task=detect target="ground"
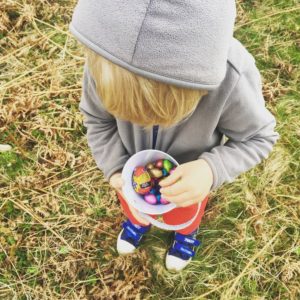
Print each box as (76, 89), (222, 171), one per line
(0, 0), (299, 299)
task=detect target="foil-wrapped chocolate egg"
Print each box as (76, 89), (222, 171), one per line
(149, 168), (163, 179)
(160, 197), (169, 204)
(149, 188), (156, 194)
(169, 167), (176, 175)
(162, 168), (168, 177)
(156, 194), (161, 204)
(144, 194), (157, 205)
(132, 166), (152, 195)
(150, 177), (157, 186)
(146, 162), (155, 170)
(155, 159), (164, 169)
(163, 159), (173, 172)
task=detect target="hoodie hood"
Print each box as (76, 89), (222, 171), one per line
(70, 0), (236, 90)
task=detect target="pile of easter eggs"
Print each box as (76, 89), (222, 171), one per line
(132, 159), (176, 205)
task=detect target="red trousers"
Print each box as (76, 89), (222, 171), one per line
(117, 192), (209, 235)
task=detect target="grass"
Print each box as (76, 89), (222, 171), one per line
(0, 0), (299, 299)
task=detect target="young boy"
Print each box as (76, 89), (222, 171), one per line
(69, 0), (279, 272)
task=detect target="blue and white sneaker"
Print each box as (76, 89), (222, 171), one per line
(165, 229), (201, 272)
(117, 219), (151, 255)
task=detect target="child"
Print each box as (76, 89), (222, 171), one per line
(69, 1), (279, 272)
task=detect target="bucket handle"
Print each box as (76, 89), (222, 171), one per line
(136, 201), (202, 231)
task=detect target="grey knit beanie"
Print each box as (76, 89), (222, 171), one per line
(70, 0), (236, 90)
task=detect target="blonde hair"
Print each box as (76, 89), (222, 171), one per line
(85, 47), (207, 131)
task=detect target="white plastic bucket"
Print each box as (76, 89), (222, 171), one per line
(121, 150), (201, 231)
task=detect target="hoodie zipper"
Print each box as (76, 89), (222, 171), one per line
(152, 125), (159, 149)
(150, 104), (198, 149)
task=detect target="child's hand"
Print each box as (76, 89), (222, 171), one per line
(109, 172), (150, 225)
(109, 172), (124, 194)
(159, 159), (213, 207)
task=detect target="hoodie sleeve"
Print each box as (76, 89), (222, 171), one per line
(199, 61), (279, 190)
(79, 62), (131, 182)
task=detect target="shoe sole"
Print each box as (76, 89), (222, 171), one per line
(116, 230), (137, 255)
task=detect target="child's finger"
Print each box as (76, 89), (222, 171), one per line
(161, 190), (192, 204)
(112, 176), (124, 190)
(117, 176), (125, 188)
(160, 179), (188, 196)
(178, 192), (208, 207)
(177, 198), (199, 207)
(159, 168), (182, 187)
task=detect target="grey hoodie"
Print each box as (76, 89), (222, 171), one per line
(70, 0), (279, 190)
